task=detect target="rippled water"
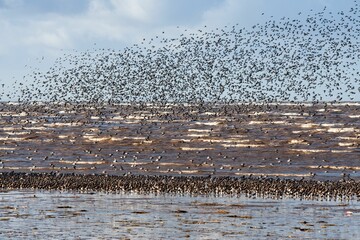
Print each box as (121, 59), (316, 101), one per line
(0, 102), (359, 180)
(0, 190), (359, 239)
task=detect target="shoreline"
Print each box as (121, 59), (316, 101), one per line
(1, 172), (359, 200)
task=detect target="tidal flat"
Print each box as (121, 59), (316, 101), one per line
(0, 102), (359, 181)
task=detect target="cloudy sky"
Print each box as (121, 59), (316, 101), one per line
(0, 0), (357, 98)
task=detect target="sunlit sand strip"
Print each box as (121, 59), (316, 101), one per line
(132, 141), (153, 146)
(170, 139), (192, 143)
(58, 110), (76, 114)
(124, 137), (146, 140)
(327, 128), (355, 133)
(292, 130), (305, 134)
(194, 122), (220, 126)
(180, 147), (214, 151)
(1, 166), (89, 171)
(157, 170), (188, 174)
(188, 134), (210, 137)
(188, 129), (212, 133)
(111, 116), (125, 120)
(0, 167), (38, 170)
(83, 135), (147, 142)
(269, 111), (308, 116)
(321, 123), (343, 127)
(338, 142), (356, 147)
(289, 139), (308, 145)
(117, 162), (148, 166)
(199, 138), (246, 143)
(292, 128), (327, 134)
(249, 121), (264, 125)
(0, 137), (26, 141)
(301, 123), (319, 128)
(58, 135), (69, 139)
(0, 112), (28, 116)
(23, 127), (47, 130)
(59, 160), (106, 165)
(221, 143), (264, 148)
(83, 135), (111, 142)
(43, 122), (82, 127)
(235, 172), (312, 177)
(90, 137), (112, 142)
(2, 127), (20, 131)
(290, 149), (328, 153)
(0, 147), (16, 150)
(123, 120), (142, 124)
(337, 137), (359, 140)
(272, 121), (289, 124)
(307, 165), (360, 170)
(178, 170), (200, 174)
(158, 111), (173, 114)
(291, 149), (353, 153)
(331, 150), (353, 153)
(125, 115), (148, 120)
(4, 131), (31, 135)
(201, 112), (217, 116)
(158, 162), (185, 166)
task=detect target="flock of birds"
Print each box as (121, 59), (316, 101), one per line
(0, 2), (359, 196)
(2, 0), (358, 104)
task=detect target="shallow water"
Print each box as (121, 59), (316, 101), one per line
(0, 190), (359, 239)
(0, 102), (359, 180)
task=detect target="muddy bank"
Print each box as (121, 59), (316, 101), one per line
(1, 172), (359, 200)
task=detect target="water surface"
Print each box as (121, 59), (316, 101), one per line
(0, 190), (359, 239)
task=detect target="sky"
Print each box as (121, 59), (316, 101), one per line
(0, 0), (358, 100)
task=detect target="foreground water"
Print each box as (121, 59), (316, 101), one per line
(0, 190), (359, 239)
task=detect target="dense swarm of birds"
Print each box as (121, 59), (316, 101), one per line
(2, 172), (360, 200)
(0, 2), (360, 196)
(5, 1), (360, 104)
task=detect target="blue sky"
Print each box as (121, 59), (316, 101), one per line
(0, 0), (358, 100)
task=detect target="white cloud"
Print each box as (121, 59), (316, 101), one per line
(110, 0), (162, 22)
(23, 20), (72, 49)
(200, 0), (265, 28)
(0, 0), (168, 55)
